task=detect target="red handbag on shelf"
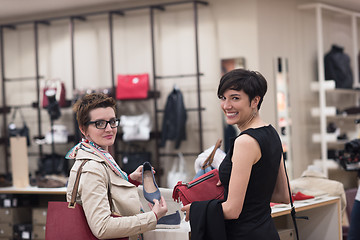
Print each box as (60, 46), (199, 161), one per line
(42, 79), (67, 108)
(116, 73), (149, 100)
(172, 169), (225, 206)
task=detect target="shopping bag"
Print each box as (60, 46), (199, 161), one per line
(167, 153), (188, 189)
(116, 73), (149, 100)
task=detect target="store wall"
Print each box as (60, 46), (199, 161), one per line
(256, 0), (304, 178)
(2, 0), (353, 183)
(0, 0), (264, 184)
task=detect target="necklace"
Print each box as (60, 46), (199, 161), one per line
(239, 110), (257, 131)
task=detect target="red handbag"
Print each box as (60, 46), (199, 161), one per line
(116, 73), (149, 100)
(172, 169), (225, 206)
(45, 160), (128, 240)
(42, 79), (66, 108)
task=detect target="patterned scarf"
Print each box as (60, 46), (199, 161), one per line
(65, 139), (128, 181)
(66, 139), (144, 240)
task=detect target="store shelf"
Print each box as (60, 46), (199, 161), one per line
(310, 80), (336, 91)
(311, 106), (337, 117)
(0, 186), (66, 195)
(312, 133), (338, 143)
(300, 2), (360, 176)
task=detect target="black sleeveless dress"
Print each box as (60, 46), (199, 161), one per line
(218, 125), (282, 239)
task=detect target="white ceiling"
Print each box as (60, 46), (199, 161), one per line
(1, 0), (360, 24)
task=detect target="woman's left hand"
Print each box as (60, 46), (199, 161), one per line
(181, 203), (191, 222)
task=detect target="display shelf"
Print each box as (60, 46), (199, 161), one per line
(0, 186), (66, 195)
(300, 2), (360, 176)
(310, 80), (336, 91)
(0, 1), (208, 186)
(312, 133), (338, 143)
(311, 106), (337, 117)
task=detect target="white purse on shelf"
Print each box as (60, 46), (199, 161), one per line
(120, 113), (151, 141)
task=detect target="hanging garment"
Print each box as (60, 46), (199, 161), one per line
(159, 88), (187, 149)
(324, 44), (353, 89)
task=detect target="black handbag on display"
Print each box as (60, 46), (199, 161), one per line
(120, 144), (152, 175)
(38, 153), (68, 176)
(8, 107), (31, 146)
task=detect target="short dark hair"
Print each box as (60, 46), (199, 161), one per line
(73, 93), (117, 130)
(217, 68), (267, 110)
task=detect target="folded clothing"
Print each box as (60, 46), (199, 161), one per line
(292, 191), (314, 201)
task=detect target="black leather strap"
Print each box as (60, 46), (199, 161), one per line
(283, 156), (309, 240)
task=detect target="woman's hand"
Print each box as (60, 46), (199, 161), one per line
(216, 179), (222, 186)
(149, 196), (168, 220)
(129, 165), (156, 183)
(129, 165), (143, 183)
(181, 204), (191, 222)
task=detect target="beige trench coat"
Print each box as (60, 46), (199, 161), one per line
(66, 149), (157, 240)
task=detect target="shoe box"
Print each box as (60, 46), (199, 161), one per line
(32, 208), (47, 226)
(0, 207), (31, 225)
(32, 208), (47, 240)
(32, 225), (45, 240)
(0, 223), (12, 239)
(278, 228), (295, 240)
(0, 207), (32, 239)
(13, 223), (32, 240)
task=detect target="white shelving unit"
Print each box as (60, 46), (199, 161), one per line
(274, 57), (293, 179)
(299, 3), (360, 176)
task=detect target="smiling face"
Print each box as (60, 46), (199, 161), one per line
(80, 107), (117, 151)
(220, 89), (258, 128)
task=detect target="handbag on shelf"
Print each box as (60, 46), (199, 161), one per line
(116, 73), (149, 100)
(121, 144), (152, 175)
(41, 79), (67, 108)
(8, 107), (31, 146)
(120, 113), (151, 141)
(45, 160), (128, 240)
(172, 168), (224, 206)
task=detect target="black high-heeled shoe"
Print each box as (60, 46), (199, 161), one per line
(142, 162), (161, 204)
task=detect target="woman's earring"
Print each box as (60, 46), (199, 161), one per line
(253, 109), (257, 117)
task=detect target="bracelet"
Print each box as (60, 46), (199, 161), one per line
(152, 211), (158, 221)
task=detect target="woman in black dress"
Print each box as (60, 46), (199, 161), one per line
(181, 69), (290, 240)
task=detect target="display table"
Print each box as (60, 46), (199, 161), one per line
(143, 221), (191, 240)
(272, 195), (341, 240)
(0, 187), (341, 240)
(145, 195), (341, 240)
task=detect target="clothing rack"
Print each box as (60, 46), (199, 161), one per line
(0, 1), (208, 183)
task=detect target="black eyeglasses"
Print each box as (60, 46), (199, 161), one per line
(86, 118), (120, 129)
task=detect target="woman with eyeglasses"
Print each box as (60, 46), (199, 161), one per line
(66, 93), (167, 240)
